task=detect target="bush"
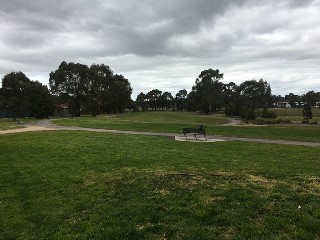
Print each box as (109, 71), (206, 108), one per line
(253, 117), (292, 125)
(267, 110), (278, 118)
(246, 108), (256, 120)
(240, 107), (256, 120)
(255, 117), (264, 125)
(275, 118), (292, 124)
(261, 108), (278, 118)
(225, 103), (235, 116)
(240, 107), (247, 120)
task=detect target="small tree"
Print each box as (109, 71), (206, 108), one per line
(240, 106), (247, 120)
(261, 108), (277, 119)
(302, 103), (313, 123)
(240, 107), (256, 121)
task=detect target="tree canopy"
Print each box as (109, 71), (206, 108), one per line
(188, 68), (224, 114)
(49, 61), (132, 116)
(175, 89), (188, 111)
(0, 72), (52, 119)
(1, 66), (319, 121)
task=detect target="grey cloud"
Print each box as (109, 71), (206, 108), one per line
(0, 0), (252, 57)
(1, 0), (320, 96)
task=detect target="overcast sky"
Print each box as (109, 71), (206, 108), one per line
(1, 0), (320, 98)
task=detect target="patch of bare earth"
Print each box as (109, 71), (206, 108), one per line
(0, 126), (57, 135)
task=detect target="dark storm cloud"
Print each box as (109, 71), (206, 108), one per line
(1, 0), (320, 96)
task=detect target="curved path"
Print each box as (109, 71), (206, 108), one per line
(1, 119), (320, 147)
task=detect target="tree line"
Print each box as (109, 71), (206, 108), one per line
(136, 89), (188, 112)
(1, 65), (319, 120)
(0, 61), (133, 119)
(136, 68), (320, 121)
(136, 68), (273, 115)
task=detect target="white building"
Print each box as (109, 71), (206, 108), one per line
(274, 102), (291, 108)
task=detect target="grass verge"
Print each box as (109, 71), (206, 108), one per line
(1, 131), (320, 239)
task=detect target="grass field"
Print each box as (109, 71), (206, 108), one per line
(272, 108), (320, 117)
(0, 118), (35, 130)
(272, 108), (320, 122)
(54, 111), (228, 133)
(1, 131), (320, 239)
(54, 112), (320, 142)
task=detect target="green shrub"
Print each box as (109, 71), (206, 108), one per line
(255, 117), (264, 125)
(261, 108), (278, 118)
(225, 103), (235, 116)
(240, 107), (256, 120)
(253, 117), (292, 125)
(267, 110), (278, 118)
(246, 108), (256, 120)
(240, 106), (247, 120)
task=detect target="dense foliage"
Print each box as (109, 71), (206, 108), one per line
(136, 69), (274, 118)
(136, 68), (319, 122)
(0, 62), (132, 119)
(136, 89), (185, 112)
(0, 72), (52, 119)
(1, 66), (320, 119)
(49, 61), (133, 116)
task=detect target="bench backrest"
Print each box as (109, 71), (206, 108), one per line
(182, 125), (206, 134)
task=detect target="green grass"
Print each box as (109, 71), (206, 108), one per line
(277, 116), (320, 122)
(272, 108), (320, 122)
(272, 108), (320, 117)
(0, 118), (35, 130)
(208, 125), (320, 142)
(0, 131), (320, 239)
(54, 112), (320, 142)
(54, 111), (228, 133)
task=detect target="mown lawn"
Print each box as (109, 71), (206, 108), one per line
(0, 118), (35, 130)
(208, 125), (320, 142)
(54, 111), (227, 133)
(54, 112), (320, 142)
(272, 108), (320, 117)
(1, 131), (320, 239)
(272, 108), (320, 122)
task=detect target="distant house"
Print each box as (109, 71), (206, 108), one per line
(273, 102), (291, 108)
(273, 101), (319, 108)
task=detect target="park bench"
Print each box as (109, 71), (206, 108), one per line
(182, 125), (207, 140)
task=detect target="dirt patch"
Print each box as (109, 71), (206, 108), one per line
(0, 126), (57, 135)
